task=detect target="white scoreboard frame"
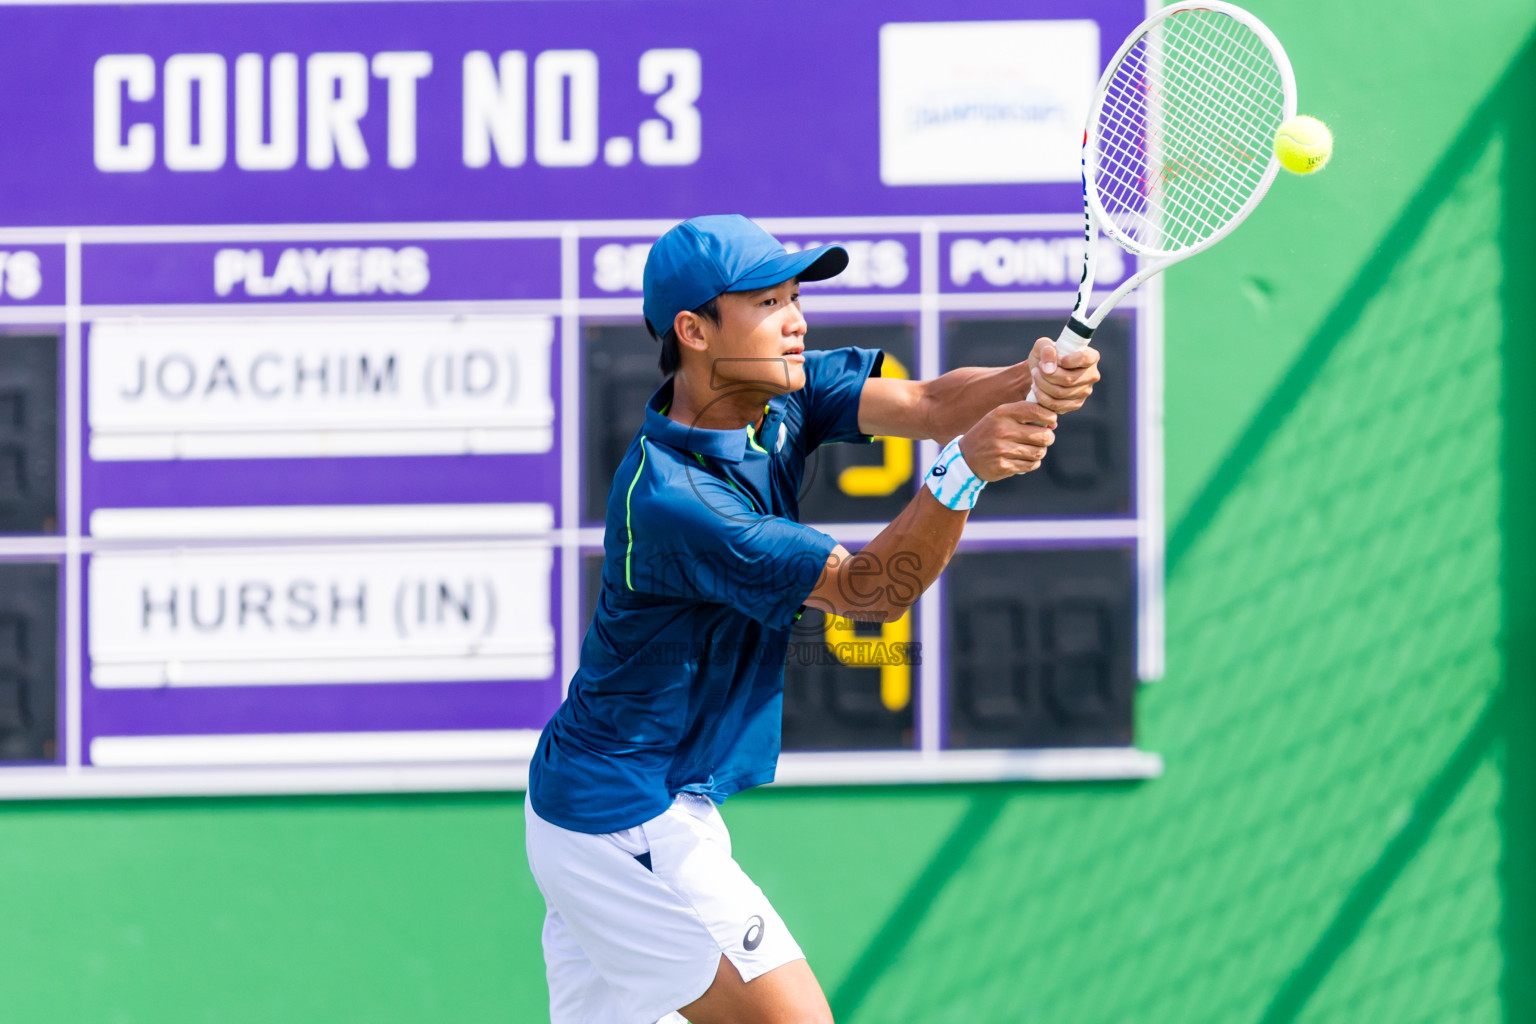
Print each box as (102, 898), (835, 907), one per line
(0, 213), (1164, 799)
(0, 0), (1168, 797)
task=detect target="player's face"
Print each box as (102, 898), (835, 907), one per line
(708, 279), (807, 393)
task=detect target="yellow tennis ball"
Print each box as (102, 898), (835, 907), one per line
(1274, 115), (1333, 175)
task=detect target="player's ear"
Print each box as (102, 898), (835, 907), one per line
(673, 310), (711, 353)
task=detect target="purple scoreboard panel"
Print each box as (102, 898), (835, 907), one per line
(0, 0), (1163, 798)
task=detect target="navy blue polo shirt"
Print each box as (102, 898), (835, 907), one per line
(529, 346), (883, 834)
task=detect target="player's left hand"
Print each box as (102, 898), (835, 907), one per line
(1026, 337), (1101, 414)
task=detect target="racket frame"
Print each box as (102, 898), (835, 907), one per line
(1054, 0), (1297, 356)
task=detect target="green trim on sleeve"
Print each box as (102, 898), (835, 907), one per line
(625, 437), (650, 590)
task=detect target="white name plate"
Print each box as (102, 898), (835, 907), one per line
(88, 314), (555, 459)
(89, 502), (554, 540)
(89, 541), (555, 687)
(90, 730), (543, 768)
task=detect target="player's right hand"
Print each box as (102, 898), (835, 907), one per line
(956, 401), (1056, 482)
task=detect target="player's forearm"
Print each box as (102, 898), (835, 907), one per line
(919, 363), (1032, 443)
(807, 488), (965, 623)
(812, 394), (1057, 622)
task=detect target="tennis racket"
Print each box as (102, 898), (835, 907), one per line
(1029, 0), (1297, 397)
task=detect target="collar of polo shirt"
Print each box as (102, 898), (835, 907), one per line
(643, 379), (780, 464)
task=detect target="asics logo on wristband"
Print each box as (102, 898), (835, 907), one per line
(924, 438), (984, 511)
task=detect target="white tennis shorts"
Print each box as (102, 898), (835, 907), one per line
(524, 792), (804, 1024)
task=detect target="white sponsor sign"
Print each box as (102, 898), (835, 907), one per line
(88, 314), (555, 459)
(89, 541), (555, 687)
(879, 20), (1099, 186)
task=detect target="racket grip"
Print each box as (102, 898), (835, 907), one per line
(1025, 320), (1094, 403)
(1054, 318), (1094, 357)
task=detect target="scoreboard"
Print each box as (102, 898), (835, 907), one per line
(0, 0), (1162, 798)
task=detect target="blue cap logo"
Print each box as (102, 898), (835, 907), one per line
(642, 214), (848, 337)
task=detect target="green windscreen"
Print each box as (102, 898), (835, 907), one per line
(842, 99), (1510, 1024)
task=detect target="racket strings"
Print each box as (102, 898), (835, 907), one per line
(1120, 49), (1258, 227)
(1169, 16), (1285, 160)
(1101, 74), (1245, 246)
(1093, 9), (1287, 254)
(1102, 20), (1281, 246)
(1137, 18), (1283, 208)
(1106, 39), (1272, 241)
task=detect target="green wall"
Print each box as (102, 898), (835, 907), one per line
(3, 3), (1533, 1021)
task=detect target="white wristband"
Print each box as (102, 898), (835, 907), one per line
(924, 438), (985, 511)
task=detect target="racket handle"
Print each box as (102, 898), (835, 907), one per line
(1055, 318), (1094, 357)
(1025, 319), (1094, 403)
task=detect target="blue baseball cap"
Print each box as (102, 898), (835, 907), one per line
(642, 215), (848, 337)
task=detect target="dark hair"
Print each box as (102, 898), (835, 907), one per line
(647, 296), (721, 376)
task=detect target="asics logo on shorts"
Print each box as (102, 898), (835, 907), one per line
(743, 915), (765, 951)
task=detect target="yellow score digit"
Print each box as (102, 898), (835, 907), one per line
(837, 354), (912, 498)
(823, 611), (912, 712)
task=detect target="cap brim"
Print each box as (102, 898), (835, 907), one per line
(728, 244), (848, 292)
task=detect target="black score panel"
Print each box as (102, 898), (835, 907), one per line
(796, 323), (917, 525)
(944, 317), (1132, 518)
(584, 321), (921, 525)
(0, 562), (58, 761)
(781, 606), (916, 752)
(945, 547), (1135, 749)
(0, 335), (59, 534)
(584, 323), (667, 523)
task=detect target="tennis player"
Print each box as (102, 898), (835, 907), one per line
(526, 214), (1101, 1024)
